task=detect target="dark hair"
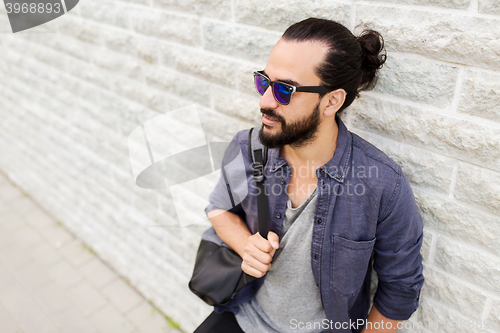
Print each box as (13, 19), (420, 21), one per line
(282, 18), (386, 113)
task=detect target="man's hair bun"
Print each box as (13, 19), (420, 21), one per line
(357, 29), (387, 91)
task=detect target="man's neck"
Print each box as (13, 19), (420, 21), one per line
(279, 120), (339, 177)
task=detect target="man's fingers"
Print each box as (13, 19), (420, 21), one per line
(267, 231), (280, 249)
(243, 249), (272, 267)
(251, 232), (274, 253)
(241, 260), (270, 278)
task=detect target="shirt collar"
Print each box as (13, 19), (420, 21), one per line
(266, 115), (352, 183)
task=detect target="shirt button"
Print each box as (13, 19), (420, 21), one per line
(276, 213), (281, 219)
(280, 179), (285, 185)
(335, 173), (341, 179)
(317, 218), (322, 224)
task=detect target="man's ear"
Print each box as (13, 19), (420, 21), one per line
(323, 89), (347, 117)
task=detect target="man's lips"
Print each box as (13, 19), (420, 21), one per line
(262, 114), (281, 125)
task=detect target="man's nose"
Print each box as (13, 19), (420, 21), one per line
(259, 86), (279, 110)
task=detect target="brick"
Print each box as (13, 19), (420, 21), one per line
(350, 96), (500, 172)
(353, 131), (455, 194)
(454, 163), (500, 215)
(132, 9), (201, 46)
(415, 189), (500, 257)
(420, 229), (432, 262)
(160, 43), (238, 86)
(420, 298), (475, 333)
(236, 60), (266, 94)
(154, 0), (232, 20)
(479, 0), (500, 15)
(80, 0), (130, 29)
(100, 28), (159, 65)
(356, 5), (500, 70)
(65, 58), (114, 90)
(375, 54), (459, 107)
(422, 267), (487, 318)
(211, 86), (261, 122)
(458, 68), (500, 123)
(434, 237), (500, 294)
(199, 107), (255, 142)
(201, 21), (281, 63)
(362, 0), (470, 9)
(144, 67), (212, 107)
(58, 15), (102, 45)
(487, 299), (500, 332)
(234, 0), (351, 32)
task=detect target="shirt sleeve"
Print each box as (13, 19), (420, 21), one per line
(372, 171), (425, 320)
(204, 132), (246, 217)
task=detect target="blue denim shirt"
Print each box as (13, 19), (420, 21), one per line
(204, 115), (424, 333)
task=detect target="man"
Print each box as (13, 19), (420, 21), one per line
(194, 18), (424, 333)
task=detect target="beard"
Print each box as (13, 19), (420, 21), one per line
(258, 101), (321, 149)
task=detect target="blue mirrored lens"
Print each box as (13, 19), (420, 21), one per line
(273, 83), (291, 104)
(255, 74), (268, 95)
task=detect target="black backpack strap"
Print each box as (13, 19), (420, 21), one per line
(247, 127), (269, 240)
(235, 127), (270, 289)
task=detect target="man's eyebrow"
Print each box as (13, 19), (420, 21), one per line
(262, 70), (300, 86)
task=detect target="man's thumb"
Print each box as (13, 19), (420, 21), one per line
(268, 231), (279, 249)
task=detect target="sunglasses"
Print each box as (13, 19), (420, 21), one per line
(253, 70), (331, 105)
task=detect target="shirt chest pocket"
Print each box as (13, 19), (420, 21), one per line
(330, 235), (376, 296)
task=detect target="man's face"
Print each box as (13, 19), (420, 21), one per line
(258, 39), (329, 149)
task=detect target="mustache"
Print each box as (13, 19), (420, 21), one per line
(260, 108), (284, 123)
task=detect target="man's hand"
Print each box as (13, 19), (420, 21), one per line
(241, 231), (279, 278)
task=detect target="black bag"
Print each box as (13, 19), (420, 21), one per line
(188, 127), (270, 306)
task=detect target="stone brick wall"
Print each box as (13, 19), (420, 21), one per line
(0, 1), (498, 332)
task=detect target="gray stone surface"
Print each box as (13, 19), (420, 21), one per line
(415, 189), (500, 257)
(454, 163), (500, 215)
(421, 267), (487, 318)
(356, 5), (500, 70)
(201, 21), (281, 63)
(362, 0), (470, 9)
(375, 54), (459, 107)
(353, 130), (455, 194)
(479, 0), (500, 14)
(350, 96), (500, 172)
(154, 0), (232, 20)
(459, 68), (500, 123)
(434, 237), (500, 294)
(234, 0), (351, 32)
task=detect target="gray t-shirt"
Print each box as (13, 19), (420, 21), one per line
(235, 187), (329, 333)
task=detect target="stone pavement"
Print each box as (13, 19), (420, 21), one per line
(0, 172), (184, 333)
